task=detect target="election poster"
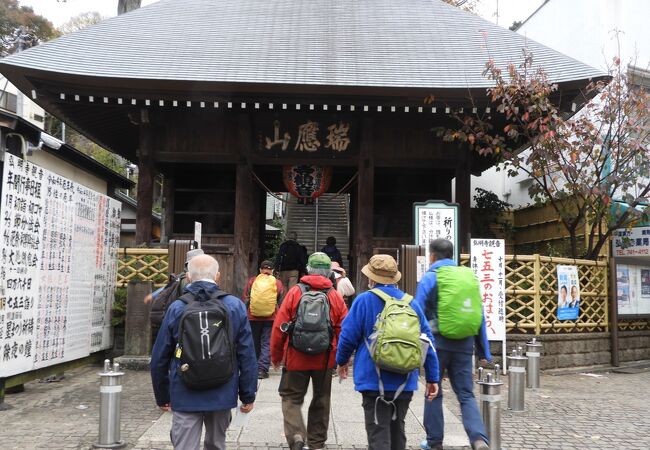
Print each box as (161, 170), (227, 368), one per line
(557, 265), (580, 320)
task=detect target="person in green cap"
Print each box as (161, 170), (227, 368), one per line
(271, 252), (348, 450)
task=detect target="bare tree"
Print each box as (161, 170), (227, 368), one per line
(118, 0), (142, 15)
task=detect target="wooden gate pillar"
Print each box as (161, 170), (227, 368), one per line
(455, 147), (471, 253)
(354, 118), (374, 290)
(135, 111), (154, 246)
(233, 114), (260, 295)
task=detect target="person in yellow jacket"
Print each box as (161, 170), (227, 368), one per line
(242, 260), (286, 378)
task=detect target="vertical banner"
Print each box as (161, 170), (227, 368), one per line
(0, 154), (121, 377)
(557, 265), (580, 320)
(194, 221), (202, 248)
(414, 201), (459, 273)
(470, 239), (506, 341)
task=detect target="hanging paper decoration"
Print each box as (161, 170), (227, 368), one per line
(283, 165), (332, 204)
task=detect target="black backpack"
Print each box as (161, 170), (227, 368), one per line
(288, 284), (333, 355)
(175, 290), (235, 390)
(150, 273), (185, 327)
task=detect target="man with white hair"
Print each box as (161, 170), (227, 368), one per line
(151, 254), (258, 450)
(271, 252), (347, 450)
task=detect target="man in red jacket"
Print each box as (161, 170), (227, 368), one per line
(271, 252), (347, 450)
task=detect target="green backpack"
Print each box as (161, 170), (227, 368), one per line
(366, 289), (422, 375)
(435, 266), (483, 339)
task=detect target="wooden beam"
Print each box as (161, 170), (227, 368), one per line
(161, 174), (174, 244)
(455, 147), (471, 253)
(354, 118), (374, 291)
(233, 114), (260, 295)
(135, 115), (154, 245)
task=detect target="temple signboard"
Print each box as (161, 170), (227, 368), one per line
(256, 115), (357, 157)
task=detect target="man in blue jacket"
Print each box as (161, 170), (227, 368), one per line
(336, 254), (440, 450)
(414, 239), (491, 450)
(151, 254), (258, 450)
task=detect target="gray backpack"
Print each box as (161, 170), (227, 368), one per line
(289, 283), (333, 355)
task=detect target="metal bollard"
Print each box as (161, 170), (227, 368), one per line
(526, 338), (543, 389)
(507, 347), (527, 411)
(94, 359), (126, 448)
(477, 364), (503, 450)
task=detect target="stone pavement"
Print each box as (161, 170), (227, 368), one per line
(1, 362), (649, 449)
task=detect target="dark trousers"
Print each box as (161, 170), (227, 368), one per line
(249, 320), (272, 372)
(278, 369), (333, 449)
(362, 393), (411, 450)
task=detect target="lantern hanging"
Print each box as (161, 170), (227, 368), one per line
(283, 165), (332, 204)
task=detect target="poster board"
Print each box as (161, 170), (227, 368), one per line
(470, 239), (506, 341)
(613, 227), (650, 257)
(0, 154), (121, 377)
(556, 265), (580, 320)
(413, 200), (459, 272)
(616, 264), (650, 316)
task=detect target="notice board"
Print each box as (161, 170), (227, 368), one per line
(0, 154), (121, 377)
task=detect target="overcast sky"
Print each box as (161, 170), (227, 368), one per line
(21, 0), (544, 29)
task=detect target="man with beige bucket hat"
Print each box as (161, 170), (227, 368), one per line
(336, 254), (440, 450)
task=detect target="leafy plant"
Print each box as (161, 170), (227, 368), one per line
(441, 48), (650, 259)
(471, 188), (513, 239)
(111, 287), (128, 327)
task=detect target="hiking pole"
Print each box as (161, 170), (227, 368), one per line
(94, 360), (126, 448)
(526, 338), (543, 389)
(507, 347), (527, 412)
(477, 364), (503, 450)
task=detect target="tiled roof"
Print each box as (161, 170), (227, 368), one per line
(0, 0), (604, 90)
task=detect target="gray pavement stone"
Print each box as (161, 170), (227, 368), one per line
(2, 363), (650, 449)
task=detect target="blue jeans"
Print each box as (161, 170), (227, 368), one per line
(423, 350), (488, 446)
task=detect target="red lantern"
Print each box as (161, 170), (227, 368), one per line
(283, 165), (332, 204)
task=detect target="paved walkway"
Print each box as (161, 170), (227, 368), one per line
(1, 362), (649, 449)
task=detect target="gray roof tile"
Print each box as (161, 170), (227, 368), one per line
(0, 0), (604, 89)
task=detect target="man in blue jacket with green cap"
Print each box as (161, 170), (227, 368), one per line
(414, 239), (491, 450)
(336, 254), (440, 450)
(151, 254), (258, 450)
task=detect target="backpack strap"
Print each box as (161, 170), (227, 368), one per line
(178, 289), (229, 305)
(369, 288), (413, 305)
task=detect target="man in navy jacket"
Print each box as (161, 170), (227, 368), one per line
(151, 254), (257, 450)
(336, 254), (439, 450)
(414, 239), (491, 450)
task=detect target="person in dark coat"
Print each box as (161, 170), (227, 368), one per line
(151, 254), (258, 450)
(321, 236), (343, 266)
(275, 232), (308, 291)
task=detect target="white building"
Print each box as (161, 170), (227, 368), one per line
(0, 75), (45, 128)
(472, 0), (650, 208)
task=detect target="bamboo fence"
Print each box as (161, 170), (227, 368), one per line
(117, 248), (649, 333)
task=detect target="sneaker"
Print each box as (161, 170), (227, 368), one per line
(472, 440), (489, 450)
(258, 370), (269, 379)
(420, 440), (443, 450)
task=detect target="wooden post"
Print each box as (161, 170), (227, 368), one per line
(533, 253), (542, 335)
(354, 118), (374, 291)
(455, 148), (471, 253)
(609, 256), (620, 366)
(135, 112), (154, 246)
(233, 114), (260, 295)
(160, 175), (175, 244)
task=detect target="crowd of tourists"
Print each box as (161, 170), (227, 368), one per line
(149, 236), (491, 450)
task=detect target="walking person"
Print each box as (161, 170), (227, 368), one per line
(414, 239), (492, 450)
(336, 254), (440, 450)
(242, 259), (285, 379)
(330, 261), (356, 308)
(275, 231), (308, 291)
(151, 254), (258, 450)
(271, 252), (348, 450)
(320, 236), (343, 266)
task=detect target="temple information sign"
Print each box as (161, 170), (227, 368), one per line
(0, 154), (121, 377)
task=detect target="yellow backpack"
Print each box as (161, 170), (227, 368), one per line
(249, 274), (278, 317)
